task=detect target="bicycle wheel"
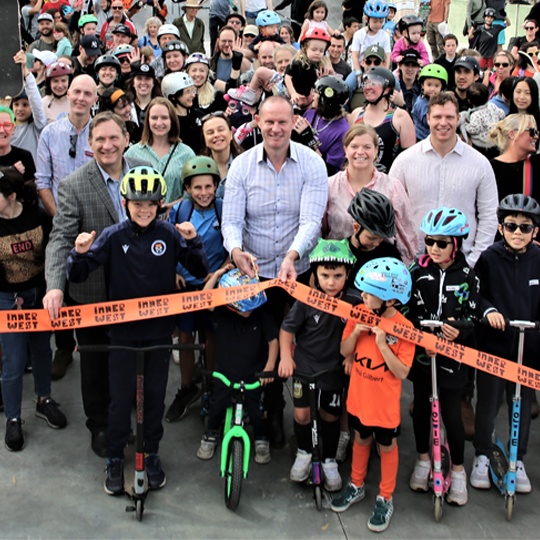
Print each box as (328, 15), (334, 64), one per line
(224, 438), (244, 511)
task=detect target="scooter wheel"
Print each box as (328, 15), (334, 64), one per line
(434, 496), (442, 522)
(314, 485), (323, 511)
(136, 499), (144, 522)
(506, 495), (514, 522)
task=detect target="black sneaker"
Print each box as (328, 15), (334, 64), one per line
(145, 453), (166, 490)
(165, 384), (201, 422)
(5, 418), (24, 452)
(36, 397), (67, 429)
(104, 458), (125, 495)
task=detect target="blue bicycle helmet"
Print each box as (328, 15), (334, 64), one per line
(256, 10), (281, 27)
(218, 269), (267, 312)
(420, 207), (470, 238)
(364, 0), (390, 19)
(387, 2), (397, 10)
(354, 258), (411, 304)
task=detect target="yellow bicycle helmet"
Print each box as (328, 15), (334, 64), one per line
(120, 167), (167, 201)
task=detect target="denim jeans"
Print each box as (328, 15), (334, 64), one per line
(0, 286), (52, 419)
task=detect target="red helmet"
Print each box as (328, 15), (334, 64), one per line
(45, 62), (73, 81)
(300, 27), (331, 49)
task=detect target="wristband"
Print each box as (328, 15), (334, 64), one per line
(232, 51), (243, 71)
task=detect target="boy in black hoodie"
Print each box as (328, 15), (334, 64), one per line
(407, 207), (480, 507)
(471, 194), (540, 494)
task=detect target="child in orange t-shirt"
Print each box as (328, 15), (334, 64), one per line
(331, 257), (415, 534)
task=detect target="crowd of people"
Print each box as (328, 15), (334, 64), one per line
(2, 0), (540, 533)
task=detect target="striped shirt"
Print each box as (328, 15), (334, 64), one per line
(389, 136), (499, 267)
(35, 115), (93, 201)
(222, 142), (328, 278)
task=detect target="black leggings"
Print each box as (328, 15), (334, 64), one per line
(412, 374), (465, 466)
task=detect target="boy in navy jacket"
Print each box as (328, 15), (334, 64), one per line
(471, 194), (540, 494)
(67, 167), (209, 496)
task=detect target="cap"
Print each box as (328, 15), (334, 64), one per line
(453, 55), (480, 73)
(37, 13), (54, 23)
(399, 48), (421, 66)
(112, 24), (137, 38)
(80, 35), (102, 56)
(32, 50), (58, 67)
(130, 61), (156, 78)
(243, 24), (259, 36)
(364, 44), (385, 62)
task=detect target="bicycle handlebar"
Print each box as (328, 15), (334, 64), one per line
(197, 369), (275, 390)
(77, 343), (205, 353)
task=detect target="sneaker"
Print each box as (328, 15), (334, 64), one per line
(51, 349), (73, 381)
(104, 458), (124, 495)
(290, 449), (312, 482)
(145, 453), (166, 490)
(336, 431), (350, 463)
(516, 460), (532, 493)
(367, 496), (394, 532)
(171, 336), (180, 365)
(447, 469), (468, 505)
(409, 459), (431, 492)
(5, 418), (24, 452)
(197, 433), (218, 460)
(166, 384), (201, 422)
(322, 458), (342, 492)
(35, 397), (67, 429)
(331, 481), (365, 512)
(470, 455), (491, 489)
(227, 86), (258, 106)
(254, 439), (271, 464)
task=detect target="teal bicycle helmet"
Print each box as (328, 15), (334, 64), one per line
(256, 10), (281, 27)
(218, 269), (267, 312)
(420, 207), (470, 238)
(355, 257), (411, 305)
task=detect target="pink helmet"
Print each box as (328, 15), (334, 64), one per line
(45, 61), (73, 81)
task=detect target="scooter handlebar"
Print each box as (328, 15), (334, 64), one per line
(77, 343), (205, 353)
(478, 317), (540, 330)
(419, 319), (475, 330)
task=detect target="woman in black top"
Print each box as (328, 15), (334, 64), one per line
(0, 168), (66, 453)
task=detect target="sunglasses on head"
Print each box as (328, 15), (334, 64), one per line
(424, 237), (453, 249)
(501, 222), (536, 233)
(364, 58), (382, 66)
(494, 62), (510, 68)
(69, 133), (78, 159)
(201, 110), (226, 123)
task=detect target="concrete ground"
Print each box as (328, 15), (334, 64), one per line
(1, 354), (539, 539)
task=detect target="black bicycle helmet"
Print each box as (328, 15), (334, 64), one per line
(362, 66), (396, 92)
(315, 75), (349, 109)
(347, 188), (397, 239)
(94, 54), (121, 72)
(497, 194), (540, 225)
(162, 39), (190, 57)
(484, 7), (496, 18)
(398, 15), (423, 34)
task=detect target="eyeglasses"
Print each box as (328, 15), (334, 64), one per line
(494, 62), (510, 68)
(201, 111), (226, 123)
(525, 26), (537, 30)
(528, 127), (540, 138)
(112, 5), (124, 9)
(501, 222), (536, 234)
(69, 134), (78, 158)
(364, 58), (382, 66)
(0, 122), (15, 133)
(228, 19), (242, 25)
(424, 237), (453, 249)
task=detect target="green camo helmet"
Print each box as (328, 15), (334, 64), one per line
(120, 167), (167, 201)
(309, 239), (357, 268)
(181, 156), (220, 186)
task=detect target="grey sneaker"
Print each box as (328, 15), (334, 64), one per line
(197, 433), (218, 460)
(446, 469), (468, 505)
(409, 459), (431, 492)
(290, 449), (312, 482)
(470, 455), (491, 489)
(367, 496), (394, 532)
(516, 460), (532, 493)
(227, 86), (258, 105)
(254, 439), (271, 464)
(322, 458), (342, 492)
(331, 481), (365, 512)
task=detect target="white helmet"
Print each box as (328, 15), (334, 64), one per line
(161, 72), (195, 99)
(157, 24), (180, 40)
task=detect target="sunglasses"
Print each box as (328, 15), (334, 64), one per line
(528, 127), (540, 138)
(527, 50), (539, 57)
(202, 111), (226, 123)
(118, 57), (130, 63)
(112, 5), (124, 9)
(424, 237), (453, 249)
(0, 122), (15, 133)
(525, 26), (537, 30)
(501, 222), (536, 233)
(69, 133), (78, 159)
(364, 58), (382, 66)
(494, 62), (510, 68)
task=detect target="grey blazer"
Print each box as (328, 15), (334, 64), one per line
(45, 157), (149, 304)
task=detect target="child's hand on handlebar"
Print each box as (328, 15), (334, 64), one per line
(487, 311), (506, 331)
(278, 356), (295, 378)
(441, 317), (460, 341)
(75, 231), (96, 254)
(259, 361), (275, 385)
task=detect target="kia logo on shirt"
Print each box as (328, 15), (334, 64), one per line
(354, 355), (389, 372)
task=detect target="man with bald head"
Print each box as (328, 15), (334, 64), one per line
(257, 40), (276, 70)
(43, 111), (150, 457)
(222, 96), (328, 446)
